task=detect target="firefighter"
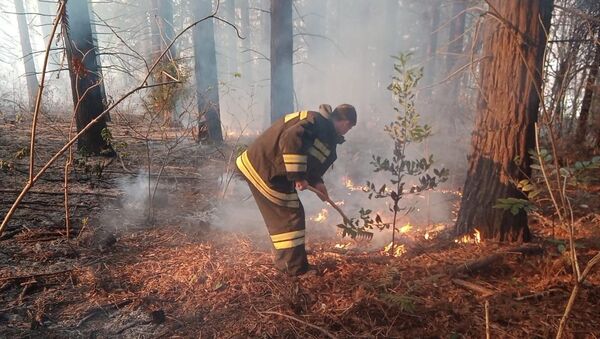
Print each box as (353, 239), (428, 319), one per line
(236, 104), (357, 276)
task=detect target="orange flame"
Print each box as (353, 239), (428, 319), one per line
(343, 177), (368, 191)
(334, 243), (352, 249)
(311, 208), (328, 222)
(399, 223), (412, 234)
(384, 242), (406, 257)
(455, 229), (482, 244)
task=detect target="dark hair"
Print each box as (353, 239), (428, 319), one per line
(331, 104), (357, 125)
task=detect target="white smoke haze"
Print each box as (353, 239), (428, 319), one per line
(1, 0), (472, 248)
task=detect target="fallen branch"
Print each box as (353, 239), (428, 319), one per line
(514, 288), (564, 301)
(452, 278), (495, 297)
(451, 244), (543, 275)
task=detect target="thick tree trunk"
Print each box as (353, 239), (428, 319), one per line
(15, 0), (39, 111)
(270, 0), (293, 122)
(455, 0), (553, 241)
(192, 0), (223, 142)
(574, 38), (600, 145)
(65, 0), (112, 156)
(88, 1), (110, 122)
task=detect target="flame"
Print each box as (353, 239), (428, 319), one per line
(399, 223), (412, 234)
(311, 208), (328, 222)
(343, 177), (368, 191)
(454, 229), (482, 244)
(424, 232), (431, 240)
(384, 242), (406, 257)
(334, 243), (351, 249)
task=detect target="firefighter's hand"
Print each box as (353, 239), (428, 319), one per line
(295, 179), (309, 191)
(314, 182), (329, 201)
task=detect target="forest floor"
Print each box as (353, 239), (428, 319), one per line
(1, 115), (599, 338)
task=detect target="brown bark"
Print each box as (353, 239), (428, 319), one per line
(64, 0), (112, 156)
(455, 0), (553, 241)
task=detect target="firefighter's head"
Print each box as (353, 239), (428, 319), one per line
(331, 104), (357, 136)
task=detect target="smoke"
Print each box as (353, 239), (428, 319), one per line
(2, 0), (472, 246)
(99, 171), (170, 231)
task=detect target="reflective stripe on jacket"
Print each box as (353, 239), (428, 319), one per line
(236, 110), (341, 208)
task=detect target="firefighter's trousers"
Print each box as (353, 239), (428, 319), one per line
(246, 182), (309, 275)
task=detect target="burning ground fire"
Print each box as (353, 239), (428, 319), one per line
(384, 242), (407, 257)
(454, 229), (481, 244)
(310, 208), (329, 222)
(341, 176), (462, 197)
(308, 176), (469, 257)
(343, 177), (368, 192)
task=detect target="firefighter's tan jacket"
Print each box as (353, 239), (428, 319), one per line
(236, 109), (343, 208)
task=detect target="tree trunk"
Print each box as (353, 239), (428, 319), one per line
(222, 0), (238, 77)
(442, 0), (467, 134)
(574, 37), (600, 145)
(446, 0), (466, 77)
(455, 0), (553, 242)
(37, 0), (58, 72)
(549, 39), (580, 138)
(88, 1), (110, 122)
(423, 1), (440, 97)
(65, 0), (112, 156)
(192, 0), (223, 142)
(237, 0), (252, 83)
(305, 0), (326, 66)
(149, 0), (162, 62)
(152, 0), (176, 59)
(270, 0), (293, 122)
(150, 0), (178, 125)
(15, 0), (39, 111)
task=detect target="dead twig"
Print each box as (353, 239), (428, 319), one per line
(514, 288), (564, 301)
(485, 300), (491, 339)
(556, 251), (600, 338)
(257, 310), (338, 339)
